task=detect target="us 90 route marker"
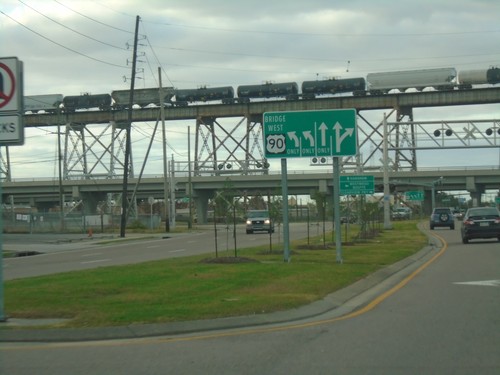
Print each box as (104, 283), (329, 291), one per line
(263, 109), (357, 158)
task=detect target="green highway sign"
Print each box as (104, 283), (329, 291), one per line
(340, 175), (374, 195)
(263, 109), (357, 158)
(406, 190), (424, 201)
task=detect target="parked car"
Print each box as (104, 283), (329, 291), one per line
(245, 210), (274, 234)
(461, 207), (500, 244)
(430, 207), (455, 230)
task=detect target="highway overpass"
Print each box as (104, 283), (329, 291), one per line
(3, 167), (499, 223)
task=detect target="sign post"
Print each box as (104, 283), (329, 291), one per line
(263, 109), (357, 263)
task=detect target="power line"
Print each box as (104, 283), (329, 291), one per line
(53, 0), (134, 34)
(143, 21), (500, 38)
(86, 1), (500, 38)
(140, 21), (175, 88)
(19, 0), (128, 51)
(151, 44), (500, 65)
(1, 10), (128, 69)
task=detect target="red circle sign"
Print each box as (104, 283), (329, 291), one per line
(0, 62), (16, 109)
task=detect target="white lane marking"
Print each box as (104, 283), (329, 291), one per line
(169, 249), (186, 253)
(453, 280), (500, 287)
(81, 259), (111, 264)
(81, 253), (103, 257)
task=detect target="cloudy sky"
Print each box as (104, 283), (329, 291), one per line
(1, 0), (500, 181)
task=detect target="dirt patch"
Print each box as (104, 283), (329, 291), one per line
(296, 242), (355, 250)
(15, 251), (43, 257)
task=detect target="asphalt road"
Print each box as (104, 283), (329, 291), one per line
(1, 223), (499, 374)
(2, 222), (332, 280)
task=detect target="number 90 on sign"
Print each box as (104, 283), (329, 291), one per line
(266, 134), (286, 154)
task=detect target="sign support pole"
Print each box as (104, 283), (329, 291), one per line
(281, 158), (290, 262)
(0, 180), (5, 321)
(333, 157), (343, 263)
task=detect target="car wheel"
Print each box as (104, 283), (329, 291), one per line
(439, 214), (449, 222)
(450, 224), (455, 230)
(246, 230), (252, 234)
(430, 224), (434, 230)
(462, 236), (469, 244)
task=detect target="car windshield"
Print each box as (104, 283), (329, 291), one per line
(467, 208), (499, 219)
(247, 210), (269, 218)
(434, 209), (450, 214)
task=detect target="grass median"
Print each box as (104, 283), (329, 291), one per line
(4, 221), (427, 328)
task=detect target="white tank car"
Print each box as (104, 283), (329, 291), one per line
(111, 87), (176, 109)
(24, 94), (63, 113)
(367, 67), (457, 93)
(458, 69), (492, 89)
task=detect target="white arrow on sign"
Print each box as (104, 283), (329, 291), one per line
(303, 130), (314, 147)
(318, 122), (328, 146)
(287, 131), (300, 147)
(453, 280), (500, 287)
(333, 121), (354, 153)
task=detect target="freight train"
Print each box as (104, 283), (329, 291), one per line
(23, 67), (500, 113)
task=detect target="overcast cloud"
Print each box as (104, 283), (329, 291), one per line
(1, 0), (499, 180)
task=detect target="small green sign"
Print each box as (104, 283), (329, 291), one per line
(263, 109), (357, 159)
(340, 175), (374, 195)
(406, 190), (424, 201)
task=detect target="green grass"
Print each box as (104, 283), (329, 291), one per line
(4, 221), (426, 328)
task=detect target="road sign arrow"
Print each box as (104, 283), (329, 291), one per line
(287, 131), (300, 147)
(333, 122), (354, 153)
(303, 130), (314, 147)
(318, 122), (328, 146)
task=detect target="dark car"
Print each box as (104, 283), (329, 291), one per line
(430, 207), (455, 230)
(461, 207), (500, 244)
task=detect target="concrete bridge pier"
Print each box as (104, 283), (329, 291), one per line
(80, 191), (108, 215)
(194, 189), (214, 224)
(468, 190), (484, 207)
(466, 176), (485, 207)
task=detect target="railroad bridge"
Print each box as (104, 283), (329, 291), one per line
(2, 87), (499, 223)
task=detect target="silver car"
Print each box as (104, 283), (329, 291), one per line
(245, 210), (274, 234)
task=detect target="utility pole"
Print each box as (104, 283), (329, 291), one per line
(158, 67), (170, 232)
(120, 15), (140, 238)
